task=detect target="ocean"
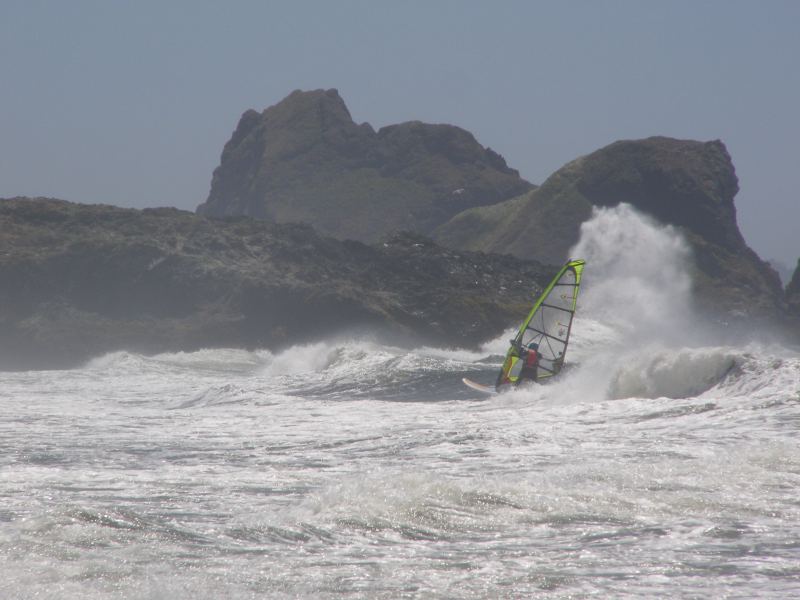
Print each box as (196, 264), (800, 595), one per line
(1, 205), (798, 598)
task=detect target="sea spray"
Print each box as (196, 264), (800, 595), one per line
(515, 203), (709, 402)
(570, 203), (693, 344)
(260, 341), (344, 377)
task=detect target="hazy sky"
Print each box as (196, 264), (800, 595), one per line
(1, 1), (798, 264)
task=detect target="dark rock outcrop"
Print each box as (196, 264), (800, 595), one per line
(787, 259), (800, 316)
(434, 137), (786, 325)
(196, 89), (532, 241)
(0, 197), (551, 370)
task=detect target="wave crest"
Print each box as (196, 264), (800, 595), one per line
(608, 347), (737, 399)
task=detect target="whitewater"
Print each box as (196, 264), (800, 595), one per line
(1, 206), (798, 599)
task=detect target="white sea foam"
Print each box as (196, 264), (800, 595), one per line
(259, 341), (341, 376)
(2, 332), (799, 599)
(607, 346), (738, 399)
(570, 203), (695, 345)
(3, 205), (799, 599)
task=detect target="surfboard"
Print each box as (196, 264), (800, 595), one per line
(462, 377), (498, 395)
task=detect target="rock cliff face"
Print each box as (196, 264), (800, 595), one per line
(434, 137), (786, 324)
(198, 92), (787, 326)
(786, 259), (800, 316)
(196, 89), (532, 241)
(0, 197), (551, 370)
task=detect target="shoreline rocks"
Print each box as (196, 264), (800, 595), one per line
(0, 197), (551, 370)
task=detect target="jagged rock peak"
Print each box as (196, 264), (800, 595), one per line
(572, 136), (742, 249)
(435, 135), (745, 262)
(433, 135), (786, 326)
(378, 120), (517, 175)
(197, 88), (533, 240)
(262, 88), (357, 128)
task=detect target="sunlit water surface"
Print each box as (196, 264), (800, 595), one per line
(1, 328), (798, 599)
(3, 206), (799, 598)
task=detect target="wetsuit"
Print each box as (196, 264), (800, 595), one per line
(516, 348), (539, 385)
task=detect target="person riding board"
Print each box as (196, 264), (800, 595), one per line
(494, 339), (541, 390)
(516, 341), (540, 385)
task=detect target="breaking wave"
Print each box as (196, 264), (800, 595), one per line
(607, 346), (738, 399)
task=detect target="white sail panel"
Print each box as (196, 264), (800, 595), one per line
(496, 259), (584, 387)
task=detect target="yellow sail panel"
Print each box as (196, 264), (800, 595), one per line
(496, 259), (585, 389)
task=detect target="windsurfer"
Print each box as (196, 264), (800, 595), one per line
(476, 259), (584, 394)
(516, 341), (539, 385)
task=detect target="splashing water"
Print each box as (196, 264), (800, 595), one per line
(1, 206), (799, 599)
(571, 204), (694, 344)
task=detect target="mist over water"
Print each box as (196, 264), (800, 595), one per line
(1, 207), (799, 598)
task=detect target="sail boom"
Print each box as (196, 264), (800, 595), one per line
(525, 328), (568, 343)
(539, 302), (575, 314)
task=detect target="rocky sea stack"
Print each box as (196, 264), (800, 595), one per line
(434, 136), (787, 325)
(198, 92), (792, 329)
(196, 89), (532, 241)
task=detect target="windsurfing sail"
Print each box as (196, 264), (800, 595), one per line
(495, 258), (585, 389)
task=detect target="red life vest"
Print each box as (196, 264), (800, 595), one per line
(524, 350), (538, 368)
